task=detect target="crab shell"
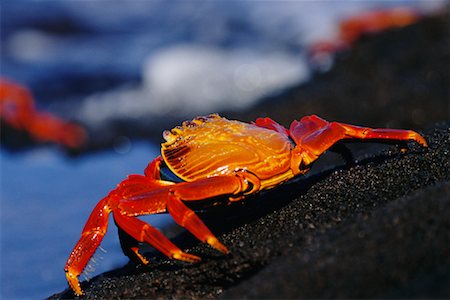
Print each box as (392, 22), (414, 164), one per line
(161, 114), (296, 191)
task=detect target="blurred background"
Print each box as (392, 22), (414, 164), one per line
(0, 0), (447, 298)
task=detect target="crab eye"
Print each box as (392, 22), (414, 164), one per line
(163, 130), (175, 142)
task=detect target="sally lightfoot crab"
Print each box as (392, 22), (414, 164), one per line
(65, 114), (427, 295)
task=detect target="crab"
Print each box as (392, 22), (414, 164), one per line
(0, 78), (86, 148)
(65, 114), (427, 295)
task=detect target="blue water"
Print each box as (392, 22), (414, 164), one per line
(0, 142), (176, 299)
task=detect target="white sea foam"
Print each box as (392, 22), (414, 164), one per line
(144, 45), (310, 111)
(79, 45), (310, 126)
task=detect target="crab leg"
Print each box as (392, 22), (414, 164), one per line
(116, 224), (149, 265)
(113, 213), (201, 262)
(113, 157), (173, 263)
(116, 156), (163, 264)
(64, 197), (111, 296)
(144, 155), (164, 179)
(337, 123), (427, 146)
(117, 174), (250, 255)
(290, 115), (427, 162)
(166, 174), (253, 253)
(113, 171), (244, 259)
(64, 161), (170, 296)
(167, 195), (229, 253)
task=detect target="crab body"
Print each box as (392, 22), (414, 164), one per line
(65, 114), (427, 295)
(162, 115), (295, 191)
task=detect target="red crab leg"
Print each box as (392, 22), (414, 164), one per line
(290, 115), (428, 166)
(113, 213), (201, 262)
(253, 117), (290, 137)
(167, 195), (230, 254)
(64, 171), (174, 295)
(116, 224), (150, 265)
(165, 175), (253, 254)
(113, 168), (174, 264)
(118, 174), (251, 254)
(144, 155), (164, 179)
(114, 174), (247, 261)
(115, 157), (169, 264)
(64, 197), (111, 296)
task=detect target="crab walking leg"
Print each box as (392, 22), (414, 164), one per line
(144, 156), (164, 179)
(111, 174), (239, 263)
(64, 197), (111, 296)
(113, 213), (201, 262)
(292, 115), (428, 161)
(339, 123), (428, 147)
(167, 195), (229, 254)
(112, 171), (174, 264)
(116, 224), (150, 265)
(118, 174), (250, 254)
(166, 174), (252, 254)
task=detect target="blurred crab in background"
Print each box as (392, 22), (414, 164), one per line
(0, 78), (86, 149)
(309, 7), (420, 66)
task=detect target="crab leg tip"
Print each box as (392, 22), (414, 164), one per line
(207, 237), (229, 254)
(418, 136), (428, 148)
(409, 132), (428, 148)
(130, 247), (150, 265)
(172, 251), (201, 263)
(65, 271), (83, 296)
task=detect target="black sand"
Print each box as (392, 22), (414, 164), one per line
(50, 11), (449, 299)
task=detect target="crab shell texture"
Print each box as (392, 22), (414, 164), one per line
(162, 114), (297, 191)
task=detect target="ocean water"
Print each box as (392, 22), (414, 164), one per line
(0, 1), (446, 299)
